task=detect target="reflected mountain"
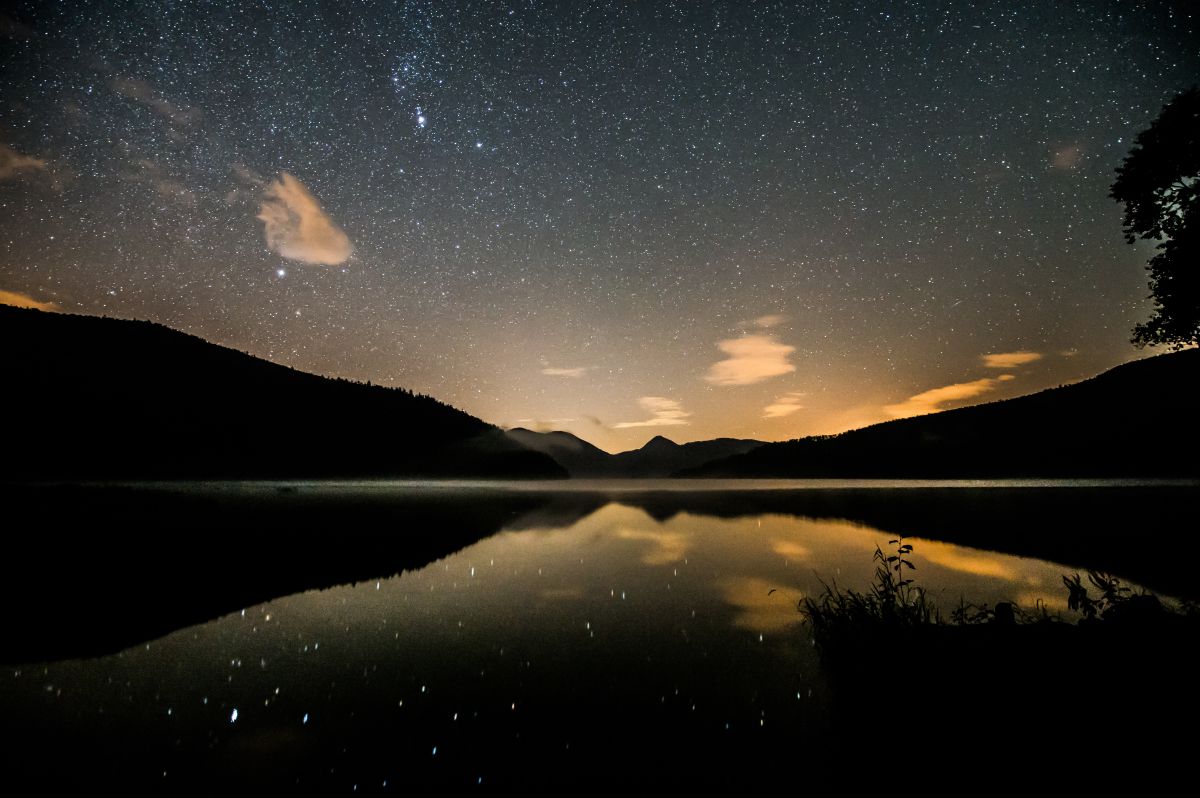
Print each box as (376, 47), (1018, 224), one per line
(0, 484), (548, 662)
(3, 481), (1196, 664)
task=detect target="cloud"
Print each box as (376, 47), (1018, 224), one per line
(258, 173), (353, 265)
(512, 418), (576, 432)
(613, 396), (691, 428)
(884, 375), (1014, 419)
(0, 13), (35, 39)
(0, 289), (58, 311)
(771, 539), (810, 559)
(542, 366), (589, 378)
(706, 334), (796, 386)
(917, 540), (1019, 581)
(126, 159), (197, 206)
(982, 351), (1042, 369)
(754, 314), (786, 328)
(763, 391), (806, 419)
(1050, 145), (1083, 170)
(0, 143), (47, 180)
(111, 77), (202, 127)
(719, 576), (805, 634)
(617, 528), (690, 565)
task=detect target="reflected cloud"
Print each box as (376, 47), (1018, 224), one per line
(719, 576), (804, 634)
(770, 539), (810, 560)
(539, 587), (584, 600)
(541, 366), (589, 378)
(616, 527), (690, 565)
(1015, 590), (1070, 612)
(915, 539), (1019, 581)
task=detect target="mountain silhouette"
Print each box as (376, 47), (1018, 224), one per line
(680, 349), (1200, 477)
(506, 428), (762, 477)
(1, 306), (565, 479)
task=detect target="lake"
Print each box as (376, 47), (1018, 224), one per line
(1, 479), (1196, 789)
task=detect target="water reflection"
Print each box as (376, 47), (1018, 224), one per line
(3, 490), (1151, 790)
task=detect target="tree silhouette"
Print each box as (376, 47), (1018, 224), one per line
(1111, 87), (1200, 348)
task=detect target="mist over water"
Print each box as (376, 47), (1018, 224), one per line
(6, 480), (1190, 789)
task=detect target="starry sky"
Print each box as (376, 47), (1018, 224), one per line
(1, 0), (1197, 453)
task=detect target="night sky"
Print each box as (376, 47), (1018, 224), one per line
(2, 1), (1196, 452)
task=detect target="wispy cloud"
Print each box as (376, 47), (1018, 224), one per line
(541, 366), (589, 378)
(258, 173), (353, 265)
(0, 143), (47, 180)
(111, 77), (202, 127)
(982, 351), (1042, 369)
(512, 418), (576, 432)
(706, 334), (796, 386)
(884, 375), (1015, 419)
(617, 528), (690, 565)
(126, 159), (196, 206)
(0, 289), (58, 311)
(753, 314), (786, 329)
(1050, 145), (1083, 170)
(0, 13), (35, 39)
(763, 391), (806, 419)
(613, 396), (691, 428)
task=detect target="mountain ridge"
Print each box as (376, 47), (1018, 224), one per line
(678, 348), (1200, 478)
(1, 305), (565, 479)
(504, 427), (763, 477)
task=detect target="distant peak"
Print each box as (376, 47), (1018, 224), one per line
(642, 435), (679, 450)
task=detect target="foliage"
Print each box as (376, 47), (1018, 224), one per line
(1110, 87), (1200, 348)
(802, 541), (1154, 646)
(1061, 571), (1134, 621)
(801, 535), (938, 645)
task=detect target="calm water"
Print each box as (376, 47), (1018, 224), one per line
(2, 480), (1195, 789)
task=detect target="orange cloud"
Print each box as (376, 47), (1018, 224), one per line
(719, 576), (805, 634)
(763, 391), (806, 419)
(884, 375), (1015, 419)
(613, 396), (691, 428)
(541, 366), (588, 378)
(0, 289), (58, 311)
(982, 351), (1042, 369)
(0, 143), (47, 180)
(617, 528), (690, 565)
(917, 540), (1019, 581)
(770, 539), (810, 559)
(705, 334), (796, 386)
(258, 173), (353, 265)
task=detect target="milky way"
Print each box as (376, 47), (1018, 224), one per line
(1, 1), (1196, 451)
